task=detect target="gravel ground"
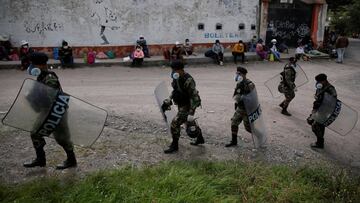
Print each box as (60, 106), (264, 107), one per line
(0, 55), (359, 183)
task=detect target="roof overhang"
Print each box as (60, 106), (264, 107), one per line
(301, 0), (326, 4)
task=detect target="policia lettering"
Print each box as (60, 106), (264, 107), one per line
(248, 105), (262, 123)
(36, 93), (70, 137)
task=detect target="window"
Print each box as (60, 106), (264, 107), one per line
(238, 23), (245, 30)
(251, 24), (256, 30)
(198, 23), (204, 30)
(216, 23), (222, 30)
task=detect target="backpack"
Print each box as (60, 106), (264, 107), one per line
(87, 51), (96, 64)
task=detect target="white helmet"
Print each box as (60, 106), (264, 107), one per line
(21, 40), (29, 46)
(175, 41), (180, 45)
(271, 39), (277, 43)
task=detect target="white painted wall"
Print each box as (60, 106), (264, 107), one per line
(0, 0), (259, 46)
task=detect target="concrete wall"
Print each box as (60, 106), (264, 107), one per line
(0, 0), (259, 47)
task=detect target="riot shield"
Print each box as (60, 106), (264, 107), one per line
(242, 88), (268, 148)
(154, 81), (176, 131)
(265, 65), (308, 98)
(2, 79), (108, 147)
(311, 93), (358, 136)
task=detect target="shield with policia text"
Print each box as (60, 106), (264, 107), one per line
(265, 64), (308, 98)
(1, 79), (108, 147)
(311, 92), (358, 136)
(154, 81), (176, 134)
(242, 88), (267, 148)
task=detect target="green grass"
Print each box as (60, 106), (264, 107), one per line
(1, 161), (360, 203)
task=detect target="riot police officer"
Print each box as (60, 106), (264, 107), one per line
(23, 52), (77, 169)
(279, 57), (298, 116)
(162, 61), (204, 153)
(226, 67), (255, 147)
(307, 73), (337, 149)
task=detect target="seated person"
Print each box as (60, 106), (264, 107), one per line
(304, 39), (314, 53)
(171, 41), (184, 60)
(210, 39), (224, 66)
(232, 40), (246, 64)
(132, 45), (144, 66)
(0, 35), (12, 61)
(269, 39), (281, 61)
(136, 35), (150, 58)
(295, 44), (309, 61)
(59, 41), (74, 67)
(256, 39), (267, 60)
(183, 39), (193, 56)
(19, 40), (34, 70)
(278, 40), (289, 54)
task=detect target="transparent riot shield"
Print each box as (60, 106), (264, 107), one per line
(154, 81), (176, 132)
(242, 88), (268, 148)
(2, 79), (108, 147)
(265, 65), (308, 98)
(311, 93), (358, 136)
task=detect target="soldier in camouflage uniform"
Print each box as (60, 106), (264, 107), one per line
(279, 57), (298, 116)
(307, 73), (337, 149)
(226, 67), (255, 147)
(23, 52), (77, 170)
(162, 61), (204, 153)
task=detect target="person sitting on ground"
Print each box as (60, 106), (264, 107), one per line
(249, 35), (257, 52)
(269, 39), (281, 61)
(58, 41), (74, 68)
(132, 45), (144, 67)
(19, 40), (34, 70)
(256, 39), (267, 60)
(183, 39), (194, 56)
(136, 35), (150, 58)
(278, 40), (289, 54)
(232, 40), (246, 64)
(211, 39), (224, 66)
(295, 44), (309, 61)
(304, 39), (314, 53)
(171, 41), (184, 61)
(0, 35), (12, 61)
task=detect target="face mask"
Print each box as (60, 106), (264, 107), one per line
(171, 71), (180, 80)
(316, 82), (323, 89)
(63, 46), (69, 49)
(234, 74), (243, 82)
(23, 45), (29, 49)
(136, 48), (141, 51)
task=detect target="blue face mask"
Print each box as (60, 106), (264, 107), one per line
(316, 82), (323, 89)
(171, 71), (180, 80)
(234, 74), (243, 82)
(27, 64), (41, 76)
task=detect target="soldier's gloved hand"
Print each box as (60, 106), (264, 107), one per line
(187, 115), (195, 122)
(161, 99), (172, 112)
(307, 116), (314, 125)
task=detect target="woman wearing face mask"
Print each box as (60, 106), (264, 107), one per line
(19, 40), (34, 70)
(132, 45), (144, 67)
(59, 41), (74, 68)
(226, 66), (255, 147)
(306, 73), (337, 149)
(161, 60), (204, 153)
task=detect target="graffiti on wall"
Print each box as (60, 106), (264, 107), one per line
(90, 0), (121, 45)
(24, 20), (64, 35)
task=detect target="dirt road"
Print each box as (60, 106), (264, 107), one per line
(0, 58), (359, 183)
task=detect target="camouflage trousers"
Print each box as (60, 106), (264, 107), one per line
(311, 122), (325, 146)
(281, 88), (295, 109)
(171, 105), (200, 139)
(231, 107), (251, 136)
(31, 115), (74, 151)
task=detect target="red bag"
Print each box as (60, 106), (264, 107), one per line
(87, 51), (96, 64)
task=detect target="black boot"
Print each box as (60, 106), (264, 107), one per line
(164, 138), (179, 154)
(310, 143), (324, 149)
(56, 150), (77, 170)
(190, 130), (205, 146)
(225, 134), (237, 147)
(281, 108), (292, 116)
(23, 147), (46, 168)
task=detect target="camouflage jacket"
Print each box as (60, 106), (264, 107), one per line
(233, 78), (255, 109)
(281, 63), (296, 89)
(171, 73), (201, 114)
(37, 70), (61, 90)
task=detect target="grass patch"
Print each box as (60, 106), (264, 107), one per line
(1, 161), (360, 202)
